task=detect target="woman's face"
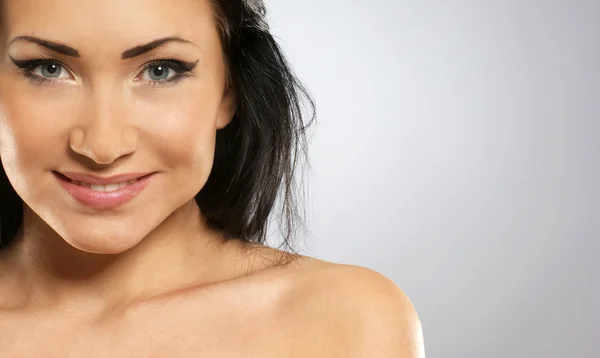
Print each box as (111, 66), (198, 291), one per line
(0, 0), (235, 253)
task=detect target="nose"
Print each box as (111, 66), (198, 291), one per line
(69, 92), (138, 165)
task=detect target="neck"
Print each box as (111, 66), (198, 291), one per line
(1, 200), (247, 317)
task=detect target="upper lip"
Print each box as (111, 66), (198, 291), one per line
(56, 171), (153, 185)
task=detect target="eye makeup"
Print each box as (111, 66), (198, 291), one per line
(7, 55), (200, 87)
(9, 54), (71, 86)
(137, 57), (199, 87)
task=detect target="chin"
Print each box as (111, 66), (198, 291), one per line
(59, 228), (146, 255)
(66, 237), (142, 255)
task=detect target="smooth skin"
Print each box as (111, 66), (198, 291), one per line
(0, 0), (425, 356)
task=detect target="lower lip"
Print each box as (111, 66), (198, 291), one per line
(54, 172), (155, 210)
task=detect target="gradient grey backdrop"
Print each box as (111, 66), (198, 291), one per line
(266, 1), (599, 357)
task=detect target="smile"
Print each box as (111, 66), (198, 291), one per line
(54, 171), (155, 209)
(67, 178), (141, 192)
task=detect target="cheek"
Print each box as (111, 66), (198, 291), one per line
(0, 80), (76, 156)
(0, 90), (72, 197)
(141, 96), (219, 188)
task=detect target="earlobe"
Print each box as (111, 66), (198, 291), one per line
(216, 89), (237, 130)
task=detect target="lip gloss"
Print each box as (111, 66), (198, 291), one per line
(55, 172), (154, 210)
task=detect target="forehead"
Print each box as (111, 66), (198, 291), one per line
(1, 0), (219, 54)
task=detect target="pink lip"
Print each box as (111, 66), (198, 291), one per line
(54, 171), (155, 210)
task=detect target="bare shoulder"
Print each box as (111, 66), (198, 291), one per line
(278, 256), (426, 357)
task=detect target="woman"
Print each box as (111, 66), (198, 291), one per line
(0, 0), (425, 356)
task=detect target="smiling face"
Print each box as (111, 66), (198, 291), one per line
(0, 0), (236, 254)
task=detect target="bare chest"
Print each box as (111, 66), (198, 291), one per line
(0, 295), (302, 357)
(0, 313), (300, 357)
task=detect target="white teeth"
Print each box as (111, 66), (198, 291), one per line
(70, 179), (137, 192)
(89, 184), (103, 191)
(94, 183), (119, 192)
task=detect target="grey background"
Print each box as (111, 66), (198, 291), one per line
(267, 1), (599, 357)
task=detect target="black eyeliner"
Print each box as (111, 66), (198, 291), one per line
(142, 58), (199, 87)
(145, 58), (199, 73)
(7, 55), (63, 85)
(8, 54), (56, 69)
(7, 55), (200, 86)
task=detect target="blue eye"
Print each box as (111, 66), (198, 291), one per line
(39, 63), (64, 78)
(8, 56), (73, 85)
(144, 64), (175, 81)
(9, 56), (199, 87)
(11, 57), (73, 83)
(138, 60), (197, 86)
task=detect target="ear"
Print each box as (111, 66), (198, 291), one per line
(215, 86), (237, 130)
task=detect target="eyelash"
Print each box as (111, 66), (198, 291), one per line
(12, 55), (196, 87)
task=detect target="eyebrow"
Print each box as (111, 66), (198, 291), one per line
(7, 36), (195, 59)
(121, 37), (195, 59)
